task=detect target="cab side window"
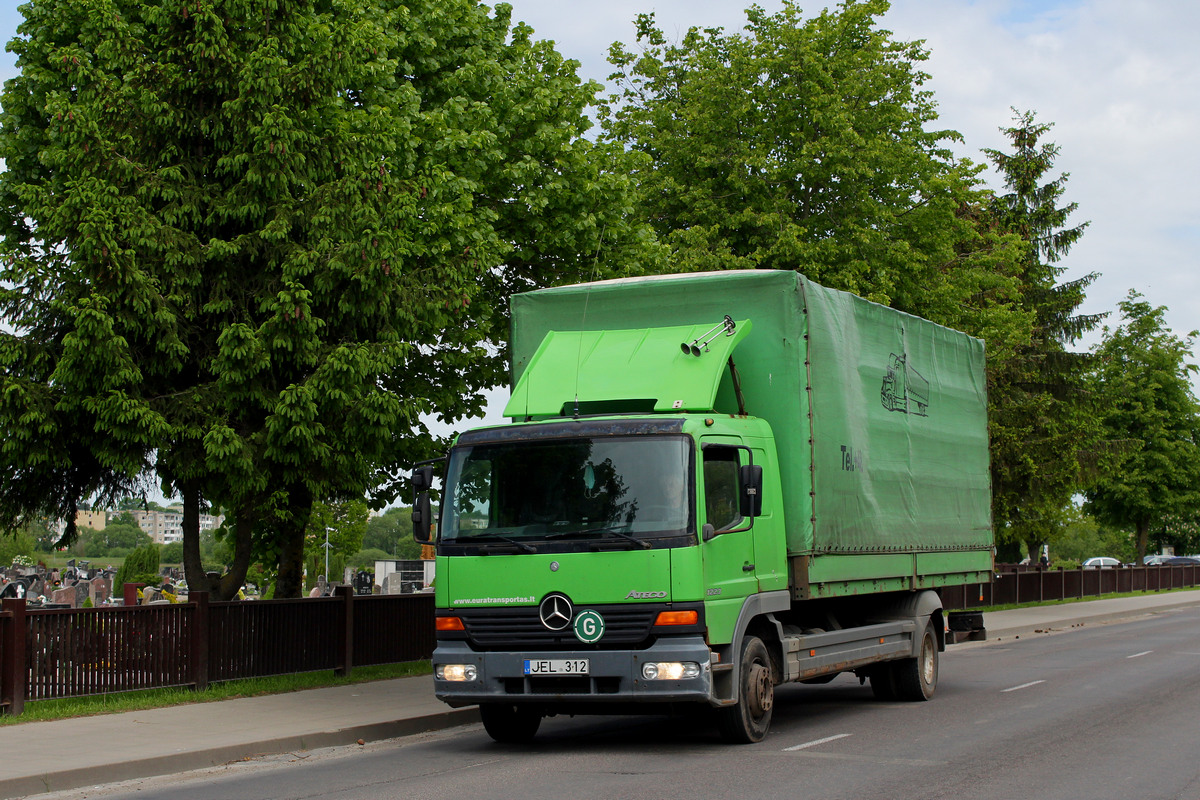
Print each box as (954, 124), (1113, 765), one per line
(703, 447), (743, 532)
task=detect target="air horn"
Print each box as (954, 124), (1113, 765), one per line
(681, 315), (736, 357)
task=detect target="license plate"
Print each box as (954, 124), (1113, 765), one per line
(523, 658), (589, 675)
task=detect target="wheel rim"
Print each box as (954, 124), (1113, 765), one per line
(920, 633), (936, 685)
(748, 661), (773, 716)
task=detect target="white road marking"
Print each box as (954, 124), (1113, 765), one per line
(1000, 680), (1046, 693)
(784, 733), (853, 752)
(1127, 650), (1153, 659)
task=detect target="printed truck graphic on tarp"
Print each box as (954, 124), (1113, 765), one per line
(880, 353), (929, 416)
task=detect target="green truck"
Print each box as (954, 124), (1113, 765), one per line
(412, 270), (993, 743)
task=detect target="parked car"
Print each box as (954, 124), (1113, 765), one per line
(1162, 556), (1200, 566)
(1143, 555), (1173, 565)
(1082, 557), (1122, 569)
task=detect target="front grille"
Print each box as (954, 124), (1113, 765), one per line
(457, 604), (662, 650)
(503, 676), (622, 695)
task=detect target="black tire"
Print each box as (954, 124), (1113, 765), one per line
(869, 665), (898, 701)
(893, 625), (938, 701)
(716, 635), (775, 743)
(479, 703), (542, 743)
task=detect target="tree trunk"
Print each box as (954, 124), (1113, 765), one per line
(213, 507), (254, 601)
(1136, 519), (1150, 564)
(181, 483), (213, 595)
(182, 484), (254, 601)
(274, 485), (314, 598)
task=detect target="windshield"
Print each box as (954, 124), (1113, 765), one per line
(442, 434), (693, 546)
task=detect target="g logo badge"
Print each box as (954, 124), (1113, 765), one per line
(573, 610), (605, 643)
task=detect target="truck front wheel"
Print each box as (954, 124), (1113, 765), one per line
(716, 635), (775, 743)
(893, 625), (938, 701)
(479, 703), (542, 743)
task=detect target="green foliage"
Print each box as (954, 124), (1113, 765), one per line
(600, 1), (1023, 328)
(0, 530), (35, 567)
(1085, 292), (1200, 560)
(1047, 505), (1135, 564)
(350, 548), (392, 571)
(160, 541), (184, 564)
(66, 514), (150, 557)
(363, 506), (413, 555)
(0, 0), (655, 598)
(302, 499), (369, 589)
(113, 543), (161, 592)
(983, 110), (1106, 557)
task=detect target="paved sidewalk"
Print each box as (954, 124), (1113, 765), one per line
(2, 589), (1198, 799)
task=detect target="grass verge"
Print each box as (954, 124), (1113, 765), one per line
(0, 660), (431, 726)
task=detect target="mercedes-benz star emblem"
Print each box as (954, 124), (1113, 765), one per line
(539, 593), (573, 631)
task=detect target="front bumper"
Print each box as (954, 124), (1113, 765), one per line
(433, 636), (714, 708)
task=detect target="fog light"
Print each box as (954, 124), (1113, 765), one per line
(436, 664), (478, 682)
(641, 661), (700, 680)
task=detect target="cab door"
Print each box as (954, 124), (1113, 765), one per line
(699, 437), (757, 644)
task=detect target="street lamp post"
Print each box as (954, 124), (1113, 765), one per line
(322, 527), (335, 594)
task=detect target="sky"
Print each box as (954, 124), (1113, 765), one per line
(2, 0), (1197, 439)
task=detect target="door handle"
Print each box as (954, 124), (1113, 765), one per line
(743, 563), (755, 572)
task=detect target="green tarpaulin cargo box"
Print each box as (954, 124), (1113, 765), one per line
(509, 270), (993, 596)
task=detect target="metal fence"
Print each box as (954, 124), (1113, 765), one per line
(0, 589), (435, 716)
(938, 564), (1200, 609)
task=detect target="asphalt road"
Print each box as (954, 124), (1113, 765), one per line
(45, 606), (1200, 800)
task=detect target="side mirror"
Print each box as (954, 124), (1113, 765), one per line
(412, 493), (433, 543)
(739, 464), (763, 518)
(412, 466), (436, 543)
(412, 465), (434, 493)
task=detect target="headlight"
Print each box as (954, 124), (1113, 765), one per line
(436, 664), (478, 682)
(641, 661), (701, 680)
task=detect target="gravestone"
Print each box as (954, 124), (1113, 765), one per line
(51, 587), (77, 607)
(90, 576), (111, 605)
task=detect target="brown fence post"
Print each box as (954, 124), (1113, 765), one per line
(335, 585), (354, 677)
(1, 598), (27, 716)
(191, 591), (210, 692)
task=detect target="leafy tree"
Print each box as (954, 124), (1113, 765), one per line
(103, 512), (152, 551)
(161, 540), (185, 564)
(1085, 292), (1200, 562)
(113, 543), (161, 593)
(600, 0), (1025, 331)
(0, 530), (35, 567)
(67, 526), (107, 558)
(1047, 504), (1134, 564)
(303, 499), (369, 590)
(350, 547), (392, 571)
(0, 0), (653, 598)
(363, 506), (413, 555)
(982, 110), (1106, 560)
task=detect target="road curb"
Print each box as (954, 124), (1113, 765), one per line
(0, 707), (480, 800)
(982, 595), (1200, 641)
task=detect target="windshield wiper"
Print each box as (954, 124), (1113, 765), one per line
(463, 534), (537, 554)
(546, 527), (652, 550)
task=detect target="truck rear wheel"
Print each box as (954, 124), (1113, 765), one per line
(479, 703), (542, 743)
(893, 625), (938, 701)
(869, 665), (898, 700)
(716, 635), (774, 744)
